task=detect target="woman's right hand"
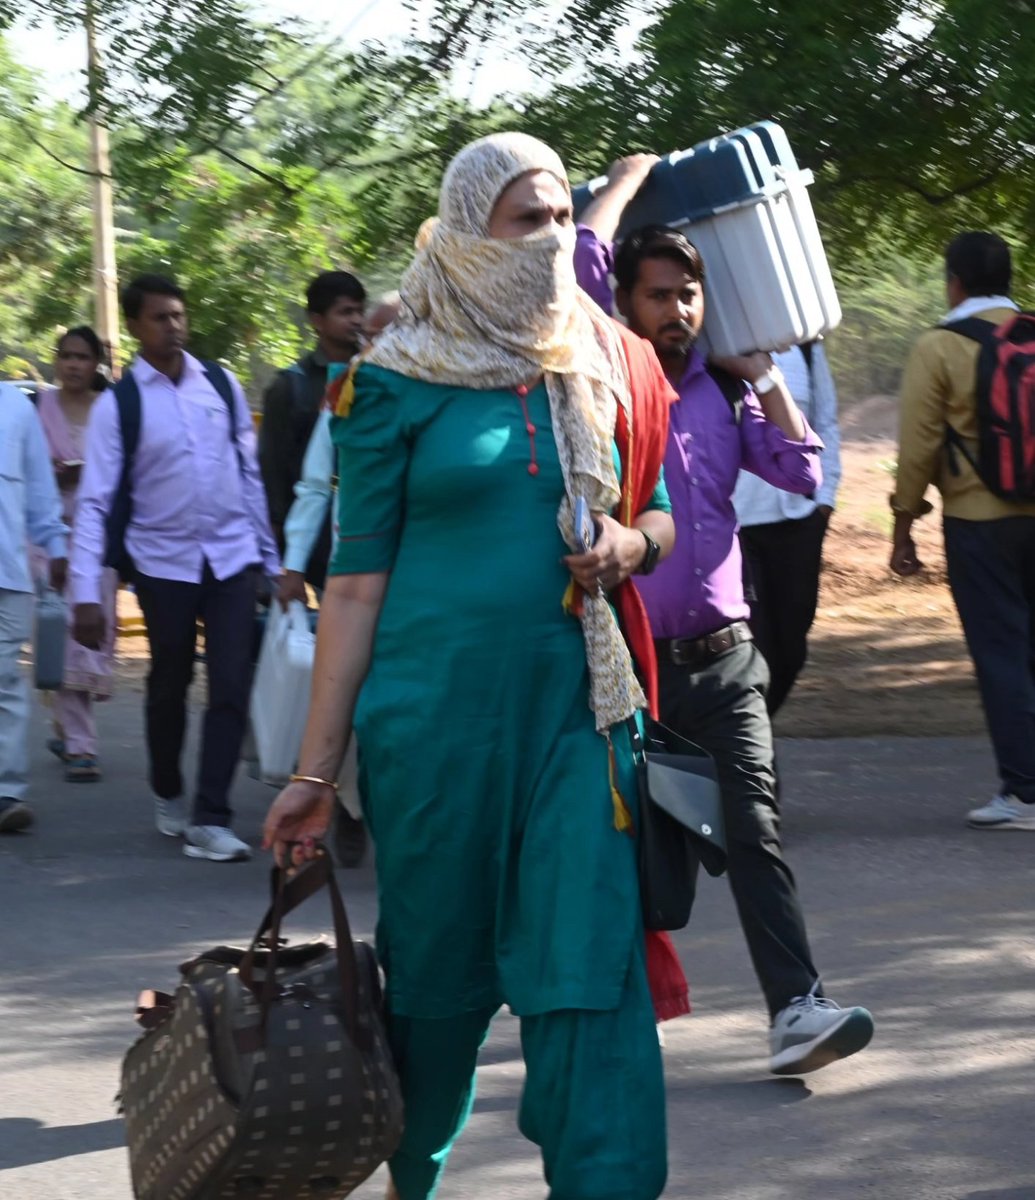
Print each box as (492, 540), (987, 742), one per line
(262, 780), (336, 869)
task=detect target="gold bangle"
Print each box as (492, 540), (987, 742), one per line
(289, 774), (338, 792)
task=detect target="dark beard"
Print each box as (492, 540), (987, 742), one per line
(652, 323), (696, 374)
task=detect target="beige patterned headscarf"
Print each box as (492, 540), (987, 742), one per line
(367, 131), (645, 732)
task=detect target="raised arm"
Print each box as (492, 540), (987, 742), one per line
(574, 155), (658, 316)
(578, 154), (659, 243)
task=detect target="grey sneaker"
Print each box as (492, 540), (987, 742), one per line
(770, 992), (874, 1075)
(967, 794), (1035, 831)
(154, 794), (189, 838)
(183, 825), (251, 862)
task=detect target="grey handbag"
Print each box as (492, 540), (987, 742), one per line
(119, 855), (404, 1199)
(633, 721), (727, 932)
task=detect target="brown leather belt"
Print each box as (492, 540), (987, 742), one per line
(657, 620), (754, 669)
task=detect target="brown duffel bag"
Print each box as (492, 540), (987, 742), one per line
(119, 855), (404, 1199)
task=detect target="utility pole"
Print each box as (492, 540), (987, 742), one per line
(85, 0), (120, 375)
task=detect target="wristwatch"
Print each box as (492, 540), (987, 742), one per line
(751, 365), (785, 395)
(637, 530), (661, 575)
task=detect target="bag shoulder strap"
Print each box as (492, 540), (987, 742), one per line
(283, 360), (312, 412)
(706, 365), (745, 426)
(941, 316), (999, 344)
(200, 359), (246, 473)
(800, 341), (815, 371)
(112, 371), (142, 472)
(200, 359), (236, 436)
(941, 319), (998, 477)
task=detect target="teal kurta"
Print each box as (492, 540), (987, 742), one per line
(330, 363), (670, 1021)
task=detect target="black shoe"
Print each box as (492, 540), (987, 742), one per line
(331, 805), (367, 868)
(0, 798), (34, 833)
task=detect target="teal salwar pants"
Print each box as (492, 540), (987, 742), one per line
(386, 941), (667, 1200)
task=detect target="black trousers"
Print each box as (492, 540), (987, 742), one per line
(656, 640), (819, 1017)
(135, 564), (259, 826)
(944, 515), (1035, 804)
(739, 508), (829, 716)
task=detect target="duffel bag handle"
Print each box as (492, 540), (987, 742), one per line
(239, 852), (369, 1050)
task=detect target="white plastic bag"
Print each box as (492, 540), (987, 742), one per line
(250, 601), (316, 786)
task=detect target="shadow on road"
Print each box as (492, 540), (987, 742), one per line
(964, 1191), (1035, 1200)
(0, 1117), (124, 1169)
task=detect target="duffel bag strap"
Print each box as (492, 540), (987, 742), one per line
(239, 852), (369, 1049)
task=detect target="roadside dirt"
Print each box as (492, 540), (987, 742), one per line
(775, 395), (982, 738)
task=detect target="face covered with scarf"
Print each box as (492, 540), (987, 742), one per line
(365, 131), (646, 733)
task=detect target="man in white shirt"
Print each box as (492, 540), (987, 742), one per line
(71, 275), (280, 862)
(733, 342), (843, 714)
(0, 384), (69, 831)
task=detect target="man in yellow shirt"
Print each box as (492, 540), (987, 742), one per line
(891, 231), (1035, 831)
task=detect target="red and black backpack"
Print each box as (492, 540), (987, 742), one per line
(944, 312), (1035, 500)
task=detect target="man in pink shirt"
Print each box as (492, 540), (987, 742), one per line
(71, 275), (280, 862)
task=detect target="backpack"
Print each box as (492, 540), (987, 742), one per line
(943, 312), (1035, 501)
(103, 360), (239, 579)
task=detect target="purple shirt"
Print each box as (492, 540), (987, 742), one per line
(71, 353), (280, 605)
(575, 227), (822, 640)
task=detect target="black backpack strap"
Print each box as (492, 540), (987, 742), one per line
(707, 365), (745, 426)
(941, 319), (998, 477)
(800, 341), (815, 371)
(200, 359), (244, 472)
(103, 373), (143, 574)
(942, 317), (998, 344)
(200, 360), (236, 436)
(285, 362), (309, 411)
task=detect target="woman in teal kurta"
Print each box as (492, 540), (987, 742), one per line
(264, 133), (676, 1200)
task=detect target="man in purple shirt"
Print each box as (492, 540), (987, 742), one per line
(577, 157), (873, 1075)
(71, 275), (280, 863)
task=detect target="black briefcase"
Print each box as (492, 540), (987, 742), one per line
(633, 721), (726, 932)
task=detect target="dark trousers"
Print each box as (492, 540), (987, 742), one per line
(135, 564), (259, 826)
(656, 640), (819, 1017)
(739, 508), (829, 716)
(944, 516), (1035, 804)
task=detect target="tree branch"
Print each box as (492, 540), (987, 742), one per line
(825, 166), (1006, 206)
(211, 144), (293, 192)
(23, 126), (105, 179)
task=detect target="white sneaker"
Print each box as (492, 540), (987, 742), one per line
(154, 794), (189, 838)
(966, 793), (1035, 831)
(770, 992), (874, 1075)
(183, 825), (251, 862)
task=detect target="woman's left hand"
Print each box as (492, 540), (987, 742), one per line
(563, 513), (646, 596)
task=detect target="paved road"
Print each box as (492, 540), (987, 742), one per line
(2, 681), (1033, 1199)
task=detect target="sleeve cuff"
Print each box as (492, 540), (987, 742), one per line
(71, 580), (101, 606)
(890, 493), (934, 518)
(46, 535), (69, 560)
(762, 419), (824, 454)
(283, 546), (309, 573)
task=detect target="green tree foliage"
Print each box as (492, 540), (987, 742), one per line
(7, 0), (1034, 404)
(525, 0), (1035, 268)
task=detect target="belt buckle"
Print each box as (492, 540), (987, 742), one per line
(707, 626), (733, 657)
(671, 638), (695, 667)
